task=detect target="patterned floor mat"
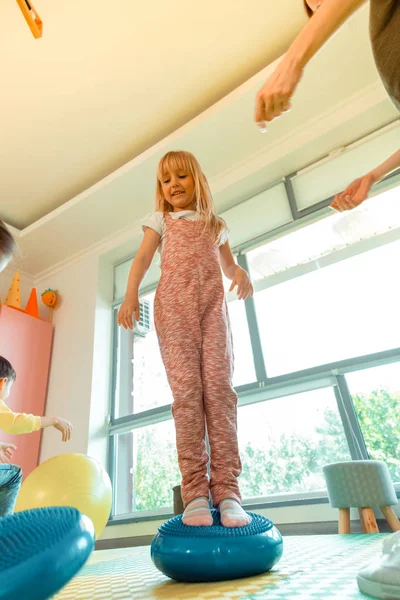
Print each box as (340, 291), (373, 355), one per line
(55, 534), (385, 599)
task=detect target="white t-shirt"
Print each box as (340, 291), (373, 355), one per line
(142, 211), (229, 254)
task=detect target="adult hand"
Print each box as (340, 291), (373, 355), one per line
(331, 173), (375, 212)
(254, 58), (303, 130)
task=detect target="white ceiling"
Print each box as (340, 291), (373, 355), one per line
(1, 0), (306, 228)
(2, 3), (398, 276)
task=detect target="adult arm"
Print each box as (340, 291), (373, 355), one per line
(255, 0), (366, 126)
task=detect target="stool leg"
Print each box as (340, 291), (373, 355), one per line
(358, 509), (367, 533)
(359, 508), (379, 533)
(380, 506), (400, 532)
(339, 508), (350, 534)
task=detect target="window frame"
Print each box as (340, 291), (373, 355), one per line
(108, 167), (400, 521)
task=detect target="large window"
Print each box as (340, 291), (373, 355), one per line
(346, 363), (400, 482)
(228, 298), (256, 387)
(109, 175), (400, 520)
(114, 421), (179, 515)
(113, 291), (172, 418)
(238, 387), (351, 499)
(249, 240), (400, 377)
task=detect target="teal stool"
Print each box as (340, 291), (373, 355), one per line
(323, 461), (400, 534)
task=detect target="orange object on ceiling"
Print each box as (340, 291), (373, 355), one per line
(16, 0), (43, 39)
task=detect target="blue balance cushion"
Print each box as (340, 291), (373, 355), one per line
(0, 507), (94, 600)
(151, 509), (283, 582)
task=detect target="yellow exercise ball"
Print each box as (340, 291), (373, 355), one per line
(15, 453), (112, 538)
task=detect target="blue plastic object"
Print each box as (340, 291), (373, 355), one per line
(151, 509), (283, 582)
(0, 506), (95, 600)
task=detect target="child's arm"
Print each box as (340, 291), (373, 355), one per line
(118, 228), (161, 329)
(331, 149), (400, 211)
(255, 0), (366, 125)
(0, 402), (72, 441)
(219, 242), (254, 300)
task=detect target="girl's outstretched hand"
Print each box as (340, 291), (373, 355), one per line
(331, 173), (375, 212)
(229, 267), (254, 300)
(0, 442), (16, 463)
(118, 297), (140, 330)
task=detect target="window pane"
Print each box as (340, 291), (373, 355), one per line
(228, 299), (256, 387)
(248, 185), (400, 282)
(238, 387), (351, 499)
(346, 363), (400, 484)
(114, 292), (173, 417)
(114, 420), (180, 515)
(249, 238), (400, 376)
(131, 291), (173, 414)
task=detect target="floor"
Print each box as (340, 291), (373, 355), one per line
(55, 534), (385, 599)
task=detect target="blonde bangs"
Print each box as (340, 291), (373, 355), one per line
(155, 150), (226, 244)
(157, 152), (194, 183)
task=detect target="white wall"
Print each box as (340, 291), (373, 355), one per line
(35, 253), (100, 461)
(86, 255), (114, 469)
(34, 223), (143, 466)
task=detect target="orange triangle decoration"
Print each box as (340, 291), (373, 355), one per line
(5, 272), (21, 309)
(25, 288), (39, 318)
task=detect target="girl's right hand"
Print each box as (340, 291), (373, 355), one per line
(118, 297), (140, 330)
(0, 442), (16, 463)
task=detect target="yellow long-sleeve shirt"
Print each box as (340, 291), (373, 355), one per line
(0, 399), (41, 434)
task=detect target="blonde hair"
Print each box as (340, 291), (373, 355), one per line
(156, 150), (226, 244)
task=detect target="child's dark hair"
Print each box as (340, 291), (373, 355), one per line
(0, 356), (16, 381)
(0, 219), (17, 260)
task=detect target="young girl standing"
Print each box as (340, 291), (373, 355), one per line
(118, 150), (253, 528)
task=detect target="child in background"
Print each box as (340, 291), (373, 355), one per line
(118, 150), (253, 528)
(0, 356), (72, 516)
(0, 219), (21, 516)
(0, 356), (72, 439)
(0, 219), (17, 273)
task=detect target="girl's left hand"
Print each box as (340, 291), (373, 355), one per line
(229, 267), (254, 300)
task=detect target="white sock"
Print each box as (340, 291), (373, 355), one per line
(219, 498), (251, 528)
(182, 497), (213, 527)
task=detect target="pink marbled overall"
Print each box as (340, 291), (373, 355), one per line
(154, 213), (242, 507)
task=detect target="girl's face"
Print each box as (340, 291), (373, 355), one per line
(160, 166), (196, 212)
